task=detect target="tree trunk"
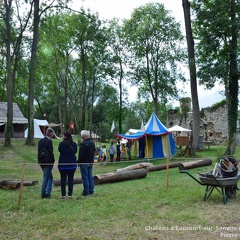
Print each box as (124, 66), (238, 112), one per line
(53, 177), (82, 186)
(118, 59), (123, 133)
(26, 0), (40, 146)
(4, 0), (13, 147)
(94, 168), (147, 185)
(226, 0), (238, 155)
(115, 162), (154, 172)
(0, 179), (38, 190)
(182, 0), (200, 156)
(178, 159), (212, 170)
(147, 162), (181, 172)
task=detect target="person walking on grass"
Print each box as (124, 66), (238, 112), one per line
(116, 140), (121, 161)
(58, 131), (78, 199)
(109, 142), (116, 162)
(38, 128), (55, 199)
(77, 130), (95, 197)
(121, 144), (126, 160)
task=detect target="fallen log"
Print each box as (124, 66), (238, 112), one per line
(94, 168), (148, 185)
(115, 162), (154, 172)
(53, 177), (82, 186)
(178, 159), (212, 170)
(147, 162), (181, 172)
(0, 180), (38, 190)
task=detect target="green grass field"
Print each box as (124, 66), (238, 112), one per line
(0, 139), (240, 240)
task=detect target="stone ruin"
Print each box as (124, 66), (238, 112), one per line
(166, 97), (232, 148)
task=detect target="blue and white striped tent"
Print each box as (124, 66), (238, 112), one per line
(115, 112), (176, 159)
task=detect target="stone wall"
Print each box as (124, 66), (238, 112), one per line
(167, 102), (229, 145)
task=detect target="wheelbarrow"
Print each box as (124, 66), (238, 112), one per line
(180, 170), (240, 204)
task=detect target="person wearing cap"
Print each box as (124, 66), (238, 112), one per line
(77, 130), (95, 196)
(38, 127), (55, 198)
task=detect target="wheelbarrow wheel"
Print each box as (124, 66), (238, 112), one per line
(225, 187), (236, 198)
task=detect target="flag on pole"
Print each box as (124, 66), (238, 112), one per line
(140, 119), (145, 132)
(111, 120), (115, 133)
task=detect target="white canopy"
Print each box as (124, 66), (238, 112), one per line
(168, 125), (192, 132)
(126, 129), (140, 135)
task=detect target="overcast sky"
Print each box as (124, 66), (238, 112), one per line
(71, 0), (225, 109)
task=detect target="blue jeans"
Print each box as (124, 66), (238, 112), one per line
(80, 164), (94, 196)
(41, 165), (53, 197)
(59, 169), (76, 197)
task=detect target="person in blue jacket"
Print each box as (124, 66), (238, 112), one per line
(58, 131), (78, 199)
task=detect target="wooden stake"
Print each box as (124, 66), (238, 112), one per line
(18, 163), (26, 207)
(166, 157), (169, 189)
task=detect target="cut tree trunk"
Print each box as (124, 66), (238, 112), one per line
(147, 162), (181, 172)
(115, 162), (154, 172)
(94, 168), (148, 185)
(178, 159), (212, 170)
(53, 177), (82, 186)
(0, 180), (38, 190)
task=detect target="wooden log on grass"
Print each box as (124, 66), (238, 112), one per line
(115, 162), (154, 172)
(94, 168), (148, 185)
(0, 180), (38, 190)
(53, 177), (82, 186)
(178, 159), (212, 170)
(147, 162), (181, 172)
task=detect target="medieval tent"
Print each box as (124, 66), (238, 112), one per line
(24, 119), (62, 138)
(168, 125), (192, 147)
(115, 112), (176, 159)
(24, 118), (48, 138)
(168, 125), (191, 132)
(0, 102), (28, 138)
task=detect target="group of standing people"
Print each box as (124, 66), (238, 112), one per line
(38, 129), (95, 199)
(97, 140), (133, 162)
(38, 130), (133, 199)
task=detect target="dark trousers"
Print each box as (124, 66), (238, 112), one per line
(110, 154), (114, 162)
(59, 169), (76, 197)
(116, 152), (121, 161)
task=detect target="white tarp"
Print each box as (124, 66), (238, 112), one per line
(126, 129), (140, 135)
(24, 118), (49, 138)
(168, 125), (192, 132)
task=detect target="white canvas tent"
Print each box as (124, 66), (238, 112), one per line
(24, 118), (49, 138)
(168, 125), (192, 132)
(126, 129), (140, 135)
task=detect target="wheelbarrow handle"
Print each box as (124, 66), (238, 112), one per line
(180, 170), (205, 185)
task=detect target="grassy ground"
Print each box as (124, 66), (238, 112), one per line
(0, 139), (240, 240)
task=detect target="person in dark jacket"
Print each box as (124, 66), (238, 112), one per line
(58, 131), (78, 199)
(116, 140), (121, 161)
(38, 128), (55, 199)
(77, 130), (95, 196)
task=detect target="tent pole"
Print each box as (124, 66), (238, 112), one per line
(144, 134), (150, 163)
(166, 157), (169, 189)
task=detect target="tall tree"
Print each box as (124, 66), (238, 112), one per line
(182, 0), (200, 155)
(26, 0), (70, 145)
(105, 18), (129, 133)
(124, 3), (185, 116)
(26, 0), (40, 145)
(68, 10), (106, 131)
(1, 0), (32, 147)
(192, 0), (239, 154)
